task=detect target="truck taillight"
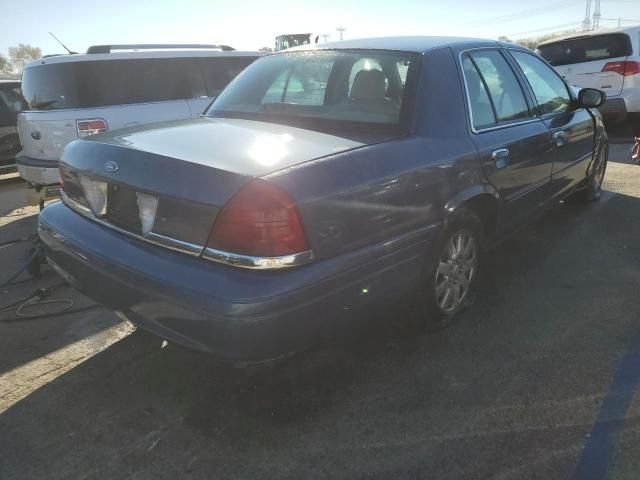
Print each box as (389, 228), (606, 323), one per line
(76, 119), (108, 138)
(207, 180), (308, 257)
(602, 61), (640, 77)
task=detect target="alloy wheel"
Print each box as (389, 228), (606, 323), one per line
(434, 229), (477, 313)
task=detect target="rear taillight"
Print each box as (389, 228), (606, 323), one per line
(207, 180), (308, 257)
(602, 61), (640, 77)
(76, 119), (108, 138)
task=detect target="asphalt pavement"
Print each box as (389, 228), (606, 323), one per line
(0, 132), (639, 479)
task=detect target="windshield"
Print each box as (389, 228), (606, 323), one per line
(538, 33), (632, 66)
(206, 50), (419, 135)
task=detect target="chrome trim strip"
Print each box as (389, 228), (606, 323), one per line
(203, 247), (314, 270)
(61, 190), (313, 269)
(61, 190), (92, 216)
(61, 190), (203, 257)
(144, 232), (202, 255)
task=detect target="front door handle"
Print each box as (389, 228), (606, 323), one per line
(491, 148), (510, 169)
(554, 131), (567, 147)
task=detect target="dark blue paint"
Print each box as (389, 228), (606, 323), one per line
(39, 38), (607, 361)
(39, 201), (434, 361)
(572, 329), (640, 480)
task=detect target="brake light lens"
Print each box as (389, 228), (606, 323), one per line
(76, 119), (108, 138)
(602, 61), (640, 77)
(207, 180), (308, 257)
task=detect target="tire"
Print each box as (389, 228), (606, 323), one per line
(579, 144), (608, 202)
(410, 207), (483, 331)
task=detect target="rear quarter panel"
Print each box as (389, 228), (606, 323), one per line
(268, 46), (487, 260)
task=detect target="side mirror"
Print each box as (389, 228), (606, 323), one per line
(578, 88), (606, 108)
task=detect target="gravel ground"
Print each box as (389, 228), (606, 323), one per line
(0, 130), (639, 479)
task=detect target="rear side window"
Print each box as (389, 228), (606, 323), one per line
(21, 56), (256, 110)
(462, 50), (530, 130)
(538, 34), (632, 66)
(510, 51), (571, 115)
(462, 57), (496, 129)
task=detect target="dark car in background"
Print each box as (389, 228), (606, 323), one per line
(39, 37), (608, 362)
(0, 80), (24, 173)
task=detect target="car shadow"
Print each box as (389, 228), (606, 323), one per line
(2, 191), (640, 479)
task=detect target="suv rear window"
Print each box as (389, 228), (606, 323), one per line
(538, 33), (632, 66)
(21, 56), (256, 110)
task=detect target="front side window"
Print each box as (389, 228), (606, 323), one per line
(510, 51), (571, 115)
(467, 50), (530, 124)
(207, 50), (419, 134)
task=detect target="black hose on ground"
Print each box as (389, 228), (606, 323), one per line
(0, 247), (41, 290)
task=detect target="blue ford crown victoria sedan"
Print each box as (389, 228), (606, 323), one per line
(39, 37), (608, 362)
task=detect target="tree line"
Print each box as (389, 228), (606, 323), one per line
(0, 44), (42, 77)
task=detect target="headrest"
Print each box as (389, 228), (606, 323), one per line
(351, 69), (387, 100)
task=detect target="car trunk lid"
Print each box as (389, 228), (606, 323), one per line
(60, 117), (368, 251)
(553, 58), (626, 97)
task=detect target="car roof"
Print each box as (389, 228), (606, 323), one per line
(24, 49), (264, 69)
(287, 36), (503, 53)
(538, 25), (640, 46)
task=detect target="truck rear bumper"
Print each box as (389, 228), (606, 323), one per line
(16, 154), (59, 185)
(599, 98), (627, 123)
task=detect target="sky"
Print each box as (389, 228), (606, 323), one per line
(1, 0), (639, 57)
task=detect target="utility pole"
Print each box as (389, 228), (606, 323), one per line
(336, 27), (346, 40)
(592, 0), (601, 30)
(582, 0), (592, 30)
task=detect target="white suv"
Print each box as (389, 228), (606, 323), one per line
(537, 26), (640, 124)
(17, 44), (262, 186)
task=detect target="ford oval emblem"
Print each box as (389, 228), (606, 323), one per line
(105, 161), (119, 173)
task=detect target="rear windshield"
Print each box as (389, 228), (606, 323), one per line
(207, 50), (420, 136)
(538, 33), (632, 66)
(21, 56), (257, 110)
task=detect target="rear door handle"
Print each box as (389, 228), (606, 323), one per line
(491, 148), (510, 169)
(554, 131), (567, 147)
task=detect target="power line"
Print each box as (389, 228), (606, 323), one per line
(466, 0), (583, 26)
(504, 21), (583, 38)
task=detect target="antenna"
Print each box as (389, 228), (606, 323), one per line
(49, 32), (77, 54)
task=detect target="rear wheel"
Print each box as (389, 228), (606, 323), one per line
(579, 144), (608, 202)
(411, 208), (483, 331)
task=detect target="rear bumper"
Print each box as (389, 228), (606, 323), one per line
(599, 98), (628, 122)
(38, 201), (436, 362)
(16, 154), (59, 185)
